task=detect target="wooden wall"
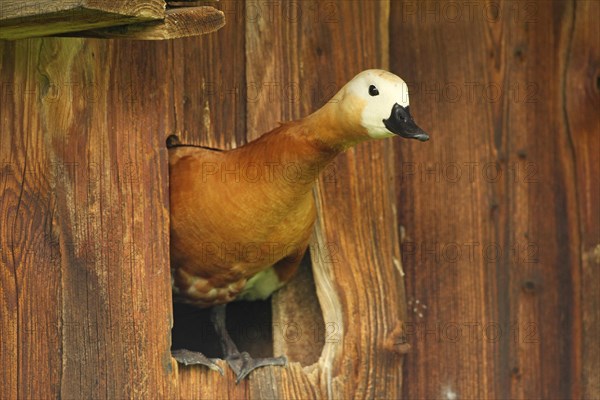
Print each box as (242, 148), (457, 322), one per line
(0, 0), (597, 399)
(392, 1), (599, 399)
(0, 37), (177, 399)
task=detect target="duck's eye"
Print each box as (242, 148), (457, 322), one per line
(369, 85), (379, 96)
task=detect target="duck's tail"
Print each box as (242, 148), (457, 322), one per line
(166, 134), (181, 148)
(166, 135), (225, 152)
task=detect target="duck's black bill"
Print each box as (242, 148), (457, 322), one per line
(383, 103), (429, 142)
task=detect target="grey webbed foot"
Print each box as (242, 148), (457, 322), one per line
(172, 348), (224, 375)
(211, 304), (287, 382)
(226, 352), (287, 383)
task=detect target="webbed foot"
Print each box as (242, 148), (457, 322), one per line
(172, 348), (224, 375)
(226, 352), (287, 383)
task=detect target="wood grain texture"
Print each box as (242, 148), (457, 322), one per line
(0, 0), (160, 20)
(59, 7), (225, 40)
(170, 0), (246, 149)
(566, 2), (600, 398)
(392, 4), (499, 397)
(0, 0), (165, 19)
(0, 40), (63, 400)
(391, 0), (597, 398)
(168, 0), (219, 7)
(0, 38), (176, 399)
(86, 0), (166, 18)
(0, 0), (166, 40)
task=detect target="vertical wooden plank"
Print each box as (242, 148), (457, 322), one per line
(391, 2), (497, 397)
(76, 38), (176, 398)
(392, 0), (587, 398)
(486, 2), (580, 398)
(172, 0), (246, 149)
(565, 1), (600, 398)
(0, 39), (63, 400)
(0, 40), (16, 400)
(0, 38), (177, 398)
(501, 3), (581, 397)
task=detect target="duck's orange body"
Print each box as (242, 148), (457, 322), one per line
(169, 120), (339, 307)
(169, 69), (429, 310)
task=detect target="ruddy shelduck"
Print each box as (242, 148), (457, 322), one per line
(168, 69), (429, 381)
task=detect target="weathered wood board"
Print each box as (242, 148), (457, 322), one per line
(566, 2), (600, 398)
(57, 7), (226, 40)
(391, 0), (599, 398)
(0, 0), (166, 39)
(0, 38), (177, 399)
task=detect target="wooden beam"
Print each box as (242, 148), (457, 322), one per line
(0, 0), (166, 40)
(0, 1), (164, 21)
(167, 0), (219, 7)
(59, 7), (225, 40)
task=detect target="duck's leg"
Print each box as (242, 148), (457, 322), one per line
(211, 304), (287, 383)
(171, 349), (224, 375)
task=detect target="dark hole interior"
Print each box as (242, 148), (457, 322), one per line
(171, 299), (274, 358)
(171, 251), (324, 362)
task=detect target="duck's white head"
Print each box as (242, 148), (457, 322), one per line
(332, 69), (429, 142)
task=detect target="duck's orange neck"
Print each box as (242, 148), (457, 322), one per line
(234, 126), (334, 194)
(229, 100), (370, 203)
(300, 100), (370, 152)
(242, 106), (366, 187)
